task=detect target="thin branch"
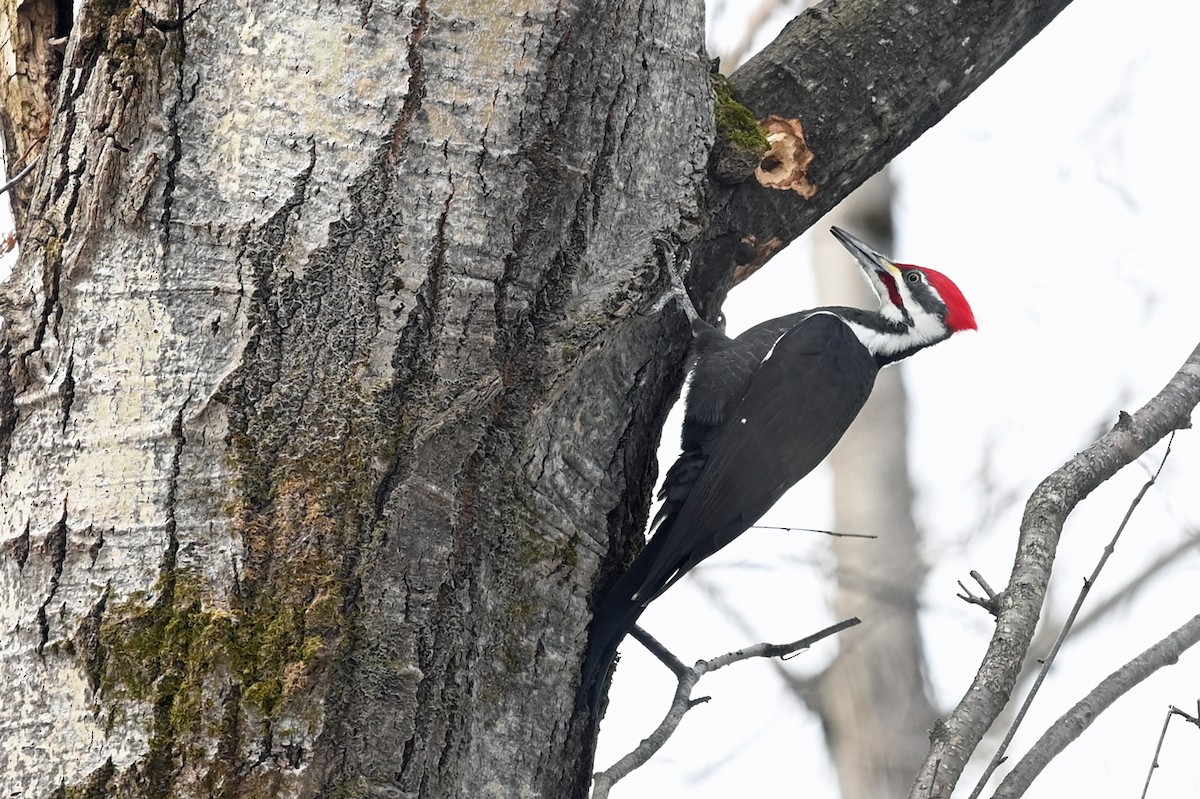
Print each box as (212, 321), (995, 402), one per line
(1139, 703), (1199, 799)
(629, 624), (689, 679)
(1140, 709), (1176, 799)
(908, 342), (1200, 799)
(1070, 531), (1198, 638)
(967, 433), (1176, 798)
(591, 618), (860, 798)
(1010, 530), (1200, 712)
(989, 615), (1200, 799)
(0, 157), (38, 196)
(751, 523), (877, 539)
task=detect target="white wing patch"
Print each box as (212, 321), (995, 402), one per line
(760, 311), (839, 364)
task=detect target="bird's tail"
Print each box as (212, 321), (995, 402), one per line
(579, 524), (676, 713)
(580, 453), (703, 714)
(579, 588), (645, 713)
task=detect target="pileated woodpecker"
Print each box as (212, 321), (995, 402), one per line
(582, 227), (976, 710)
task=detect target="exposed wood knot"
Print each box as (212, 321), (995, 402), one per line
(755, 115), (818, 199)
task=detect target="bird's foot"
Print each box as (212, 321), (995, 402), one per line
(644, 237), (701, 322)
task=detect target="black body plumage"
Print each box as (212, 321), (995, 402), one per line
(582, 311), (878, 710)
(581, 229), (975, 713)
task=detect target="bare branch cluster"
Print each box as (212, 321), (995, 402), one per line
(909, 342), (1200, 798)
(993, 619), (1200, 799)
(971, 434), (1178, 797)
(591, 618), (860, 798)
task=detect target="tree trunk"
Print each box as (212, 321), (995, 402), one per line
(808, 172), (939, 799)
(0, 1), (711, 795)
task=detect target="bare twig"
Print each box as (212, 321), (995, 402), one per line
(629, 624), (689, 679)
(908, 342), (1200, 799)
(1140, 709), (1175, 799)
(751, 523), (877, 539)
(591, 617), (860, 798)
(0, 157), (38, 196)
(988, 616), (1200, 799)
(1070, 532), (1198, 637)
(1139, 703), (1200, 799)
(957, 570), (1001, 616)
(1013, 531), (1200, 706)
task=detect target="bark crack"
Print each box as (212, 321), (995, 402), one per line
(165, 395), (191, 543)
(371, 181), (454, 521)
(47, 502), (68, 591)
(13, 521), (31, 569)
(36, 605), (50, 657)
(0, 341), (15, 476)
(30, 239), (64, 355)
(77, 584), (110, 694)
(388, 0), (430, 157)
(36, 502), (69, 655)
(155, 0), (193, 252)
(59, 351), (75, 433)
(87, 525), (107, 567)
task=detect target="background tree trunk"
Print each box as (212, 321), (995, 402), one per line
(807, 172), (939, 798)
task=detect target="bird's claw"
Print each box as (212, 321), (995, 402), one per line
(644, 236), (701, 322)
(652, 237), (693, 285)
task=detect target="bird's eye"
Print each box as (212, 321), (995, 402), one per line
(905, 271), (922, 284)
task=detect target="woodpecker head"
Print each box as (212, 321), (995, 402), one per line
(829, 226), (976, 361)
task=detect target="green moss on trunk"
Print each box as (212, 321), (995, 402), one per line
(713, 75), (768, 152)
(91, 375), (396, 791)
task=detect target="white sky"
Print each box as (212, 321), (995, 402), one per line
(595, 0), (1200, 797)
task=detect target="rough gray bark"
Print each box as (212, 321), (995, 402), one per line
(0, 1), (712, 795)
(807, 172), (939, 799)
(0, 0), (1083, 797)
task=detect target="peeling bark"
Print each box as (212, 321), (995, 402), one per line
(0, 0), (70, 231)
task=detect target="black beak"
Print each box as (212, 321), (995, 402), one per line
(830, 226), (898, 278)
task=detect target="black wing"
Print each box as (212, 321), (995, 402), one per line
(680, 310), (811, 450)
(580, 313), (876, 710)
(633, 313), (878, 602)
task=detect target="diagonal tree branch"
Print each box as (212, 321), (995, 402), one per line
(992, 615), (1200, 799)
(908, 341), (1200, 799)
(690, 0), (1077, 304)
(968, 435), (1176, 797)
